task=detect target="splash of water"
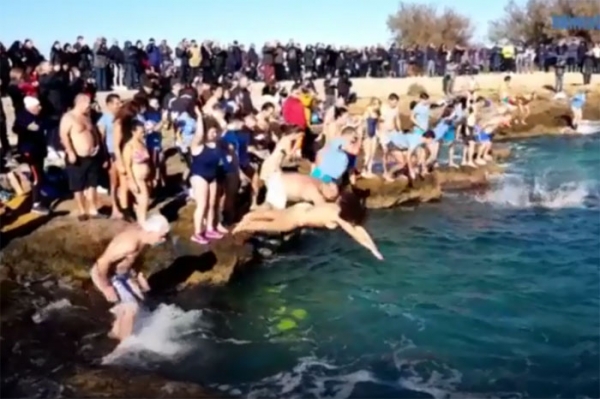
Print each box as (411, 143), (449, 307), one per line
(476, 173), (594, 209)
(102, 304), (206, 366)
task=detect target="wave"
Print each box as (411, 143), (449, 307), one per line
(102, 304), (206, 366)
(476, 173), (596, 209)
(216, 336), (524, 399)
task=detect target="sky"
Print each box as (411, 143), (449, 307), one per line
(1, 0), (514, 55)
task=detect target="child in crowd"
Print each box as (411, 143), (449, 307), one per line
(144, 99), (166, 188)
(175, 103), (202, 190)
(189, 117), (225, 244)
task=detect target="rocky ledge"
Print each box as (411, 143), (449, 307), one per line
(0, 145), (511, 398)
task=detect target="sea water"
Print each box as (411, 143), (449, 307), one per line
(107, 135), (600, 399)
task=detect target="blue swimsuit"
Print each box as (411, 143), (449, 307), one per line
(190, 145), (222, 183)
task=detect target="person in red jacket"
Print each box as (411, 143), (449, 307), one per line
(282, 83), (315, 160)
(10, 67), (38, 98)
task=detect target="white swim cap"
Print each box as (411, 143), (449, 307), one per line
(141, 214), (170, 234)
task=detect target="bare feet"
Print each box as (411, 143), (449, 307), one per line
(448, 162), (459, 169)
(476, 159), (487, 166)
(383, 173), (395, 182)
(110, 211), (125, 220)
(216, 224), (229, 234)
(361, 171), (375, 179)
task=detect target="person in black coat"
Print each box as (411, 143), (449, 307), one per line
(108, 40), (125, 88)
(0, 42), (10, 97)
(50, 41), (65, 65)
(7, 41), (24, 69)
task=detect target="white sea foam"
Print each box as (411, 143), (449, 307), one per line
(476, 173), (595, 209)
(242, 356), (380, 399)
(102, 304), (206, 366)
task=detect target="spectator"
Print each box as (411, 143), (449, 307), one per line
(13, 96), (48, 214)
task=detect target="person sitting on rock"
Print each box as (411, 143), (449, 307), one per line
(233, 195), (383, 260)
(90, 214), (170, 342)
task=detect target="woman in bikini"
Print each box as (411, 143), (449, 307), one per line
(189, 117), (226, 244)
(361, 98), (381, 178)
(113, 97), (148, 219)
(122, 120), (152, 224)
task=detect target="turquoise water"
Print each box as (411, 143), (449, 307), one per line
(109, 135), (600, 399)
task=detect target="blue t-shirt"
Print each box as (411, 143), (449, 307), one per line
(176, 112), (197, 146)
(315, 138), (349, 180)
(571, 93), (586, 109)
(97, 112), (115, 154)
(222, 129), (251, 167)
(405, 132), (423, 152)
(412, 102), (430, 132)
(433, 120), (450, 141)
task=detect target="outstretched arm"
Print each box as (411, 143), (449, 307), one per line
(336, 218), (383, 260)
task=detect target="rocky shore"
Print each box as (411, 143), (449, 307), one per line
(1, 76), (598, 397)
(0, 144), (514, 398)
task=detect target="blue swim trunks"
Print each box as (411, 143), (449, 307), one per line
(310, 167), (335, 183)
(476, 131), (491, 143)
(146, 132), (162, 152)
(443, 127), (456, 143)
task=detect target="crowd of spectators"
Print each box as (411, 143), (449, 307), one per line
(2, 37), (599, 94)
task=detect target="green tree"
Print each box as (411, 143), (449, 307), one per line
(488, 0), (600, 44)
(387, 2), (474, 47)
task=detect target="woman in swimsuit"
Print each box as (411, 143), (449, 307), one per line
(113, 98), (148, 218)
(361, 97), (381, 178)
(175, 102), (202, 190)
(122, 120), (151, 224)
(189, 117), (225, 244)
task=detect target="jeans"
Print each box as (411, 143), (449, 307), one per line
(398, 60), (407, 77)
(94, 67), (107, 91)
(124, 64), (136, 89)
(426, 60), (436, 77)
(582, 73), (591, 85)
(555, 74), (564, 93)
(111, 64), (123, 87)
(45, 120), (62, 151)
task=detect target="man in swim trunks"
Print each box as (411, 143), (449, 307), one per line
(474, 112), (511, 165)
(60, 94), (104, 221)
(232, 198), (383, 260)
(90, 214), (170, 342)
(385, 129), (435, 181)
(378, 93), (401, 177)
(264, 171), (339, 210)
(312, 126), (360, 185)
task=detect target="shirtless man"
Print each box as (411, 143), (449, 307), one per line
(378, 93), (402, 177)
(474, 111), (512, 165)
(90, 214), (170, 341)
(60, 94), (104, 221)
(233, 201), (383, 260)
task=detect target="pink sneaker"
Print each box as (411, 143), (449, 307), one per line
(205, 230), (224, 240)
(191, 234), (209, 244)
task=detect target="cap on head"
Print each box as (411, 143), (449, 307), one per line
(141, 214), (170, 234)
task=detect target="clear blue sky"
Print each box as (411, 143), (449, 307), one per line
(1, 0), (512, 55)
